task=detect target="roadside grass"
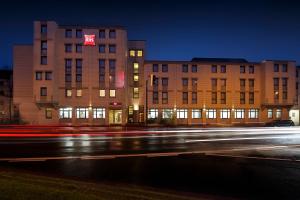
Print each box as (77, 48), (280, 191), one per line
(0, 170), (200, 200)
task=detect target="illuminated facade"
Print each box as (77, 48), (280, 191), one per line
(13, 21), (297, 125)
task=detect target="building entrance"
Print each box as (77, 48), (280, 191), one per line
(109, 110), (122, 124)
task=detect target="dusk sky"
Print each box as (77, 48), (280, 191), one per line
(0, 0), (300, 67)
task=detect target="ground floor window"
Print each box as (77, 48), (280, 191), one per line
(276, 109), (282, 119)
(76, 107), (89, 119)
(248, 109), (259, 119)
(206, 109), (216, 119)
(93, 108), (105, 119)
(59, 107), (72, 119)
(192, 109), (202, 119)
(268, 109), (273, 119)
(162, 109), (173, 119)
(177, 109), (188, 119)
(235, 109), (245, 119)
(220, 109), (230, 119)
(148, 109), (158, 119)
(45, 108), (52, 119)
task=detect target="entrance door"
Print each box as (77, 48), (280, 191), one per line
(109, 110), (122, 124)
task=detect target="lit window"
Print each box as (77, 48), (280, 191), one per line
(248, 109), (259, 119)
(137, 50), (143, 57)
(206, 109), (216, 119)
(133, 63), (139, 73)
(129, 50), (135, 57)
(99, 90), (105, 97)
(109, 89), (116, 97)
(133, 75), (139, 81)
(59, 107), (72, 119)
(93, 108), (105, 119)
(45, 108), (52, 119)
(76, 89), (82, 97)
(177, 109), (187, 119)
(192, 109), (202, 119)
(267, 109), (273, 119)
(76, 108), (89, 119)
(220, 109), (230, 119)
(36, 72), (42, 80)
(133, 88), (139, 98)
(276, 109), (282, 119)
(235, 109), (245, 119)
(162, 109), (173, 119)
(66, 89), (72, 97)
(148, 109), (158, 119)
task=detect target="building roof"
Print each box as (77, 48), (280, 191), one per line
(191, 57), (248, 63)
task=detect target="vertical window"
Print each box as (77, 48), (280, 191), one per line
(65, 44), (72, 53)
(182, 78), (188, 86)
(240, 65), (245, 73)
(41, 56), (47, 65)
(65, 59), (72, 82)
(192, 109), (202, 118)
(192, 65), (197, 73)
(211, 65), (217, 73)
(76, 29), (82, 38)
(109, 89), (116, 97)
(276, 109), (282, 119)
(162, 109), (173, 119)
(182, 92), (188, 104)
(109, 44), (116, 53)
(41, 24), (47, 34)
(35, 71), (42, 80)
(162, 78), (168, 86)
(134, 75), (139, 82)
(235, 109), (245, 119)
(162, 64), (168, 72)
(153, 91), (158, 104)
(40, 87), (47, 96)
(153, 64), (159, 72)
(133, 63), (139, 74)
(221, 92), (226, 104)
(249, 79), (254, 89)
(249, 92), (254, 104)
(76, 108), (89, 119)
(137, 50), (143, 57)
(192, 78), (198, 87)
(93, 108), (105, 119)
(129, 50), (135, 57)
(99, 59), (105, 83)
(45, 108), (52, 119)
(206, 109), (216, 119)
(220, 109), (230, 119)
(76, 44), (82, 53)
(109, 29), (116, 38)
(59, 107), (72, 119)
(220, 79), (226, 90)
(220, 65), (226, 73)
(148, 109), (158, 119)
(282, 64), (288, 72)
(248, 109), (259, 119)
(182, 64), (188, 73)
(249, 65), (254, 74)
(65, 89), (72, 97)
(45, 71), (52, 80)
(99, 44), (105, 53)
(274, 64), (279, 72)
(133, 87), (139, 98)
(211, 78), (217, 90)
(211, 92), (217, 104)
(240, 92), (245, 104)
(274, 78), (279, 101)
(177, 109), (188, 119)
(65, 29), (72, 38)
(240, 79), (245, 90)
(76, 89), (82, 97)
(99, 89), (105, 97)
(162, 92), (168, 104)
(192, 92), (197, 104)
(268, 109), (273, 119)
(75, 59), (82, 82)
(41, 40), (47, 51)
(99, 29), (105, 38)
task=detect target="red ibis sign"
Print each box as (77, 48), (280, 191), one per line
(84, 34), (95, 46)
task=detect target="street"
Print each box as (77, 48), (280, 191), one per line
(1, 126), (300, 199)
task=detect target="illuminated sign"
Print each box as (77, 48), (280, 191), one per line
(84, 34), (95, 46)
(110, 102), (122, 106)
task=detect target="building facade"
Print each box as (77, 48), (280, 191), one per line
(13, 21), (297, 125)
(0, 69), (13, 122)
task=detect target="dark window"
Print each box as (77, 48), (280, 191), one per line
(221, 92), (226, 104)
(220, 65), (226, 73)
(76, 44), (82, 53)
(36, 72), (42, 80)
(249, 92), (254, 104)
(76, 29), (82, 38)
(153, 92), (158, 104)
(41, 24), (47, 34)
(274, 64), (279, 72)
(65, 29), (72, 38)
(162, 78), (168, 86)
(153, 64), (158, 72)
(109, 44), (116, 53)
(249, 79), (254, 89)
(76, 59), (82, 82)
(99, 44), (105, 53)
(192, 92), (197, 104)
(65, 44), (72, 53)
(182, 78), (188, 86)
(192, 65), (197, 73)
(182, 64), (188, 73)
(240, 79), (245, 90)
(65, 59), (72, 82)
(249, 65), (254, 74)
(41, 56), (47, 65)
(45, 72), (52, 80)
(162, 64), (168, 72)
(162, 92), (168, 104)
(283, 91), (288, 100)
(211, 92), (217, 104)
(182, 92), (188, 104)
(109, 59), (116, 72)
(274, 78), (279, 91)
(240, 65), (245, 73)
(211, 78), (217, 90)
(99, 29), (106, 38)
(41, 41), (47, 50)
(40, 87), (47, 96)
(192, 78), (198, 86)
(109, 30), (116, 38)
(282, 78), (288, 91)
(240, 92), (245, 104)
(220, 79), (226, 90)
(282, 64), (288, 72)
(211, 65), (217, 73)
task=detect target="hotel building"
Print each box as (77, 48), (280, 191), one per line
(13, 21), (297, 125)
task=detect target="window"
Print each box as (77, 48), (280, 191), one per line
(182, 92), (188, 104)
(99, 29), (105, 38)
(249, 79), (254, 89)
(76, 108), (88, 119)
(76, 44), (82, 53)
(220, 109), (230, 119)
(249, 65), (254, 74)
(182, 78), (188, 86)
(192, 65), (197, 73)
(134, 75), (139, 82)
(192, 109), (201, 118)
(282, 64), (288, 72)
(45, 108), (52, 119)
(177, 109), (187, 119)
(129, 50), (135, 57)
(65, 89), (72, 97)
(76, 89), (82, 97)
(153, 92), (158, 104)
(133, 87), (139, 98)
(133, 63), (139, 73)
(41, 40), (47, 51)
(211, 92), (217, 104)
(162, 78), (168, 86)
(41, 24), (47, 34)
(192, 78), (198, 87)
(40, 87), (47, 96)
(109, 89), (116, 97)
(211, 78), (217, 90)
(274, 64), (279, 72)
(137, 50), (143, 57)
(192, 92), (197, 104)
(276, 109), (282, 119)
(211, 65), (217, 73)
(36, 71), (42, 80)
(248, 109), (259, 119)
(153, 64), (159, 72)
(221, 92), (226, 104)
(268, 109), (273, 119)
(109, 44), (116, 53)
(59, 107), (72, 119)
(162, 92), (168, 104)
(182, 64), (188, 73)
(41, 56), (47, 65)
(93, 108), (105, 119)
(65, 44), (72, 53)
(220, 79), (226, 90)
(206, 109), (216, 119)
(99, 44), (105, 53)
(162, 109), (173, 119)
(109, 29), (116, 38)
(148, 109), (158, 119)
(282, 78), (288, 91)
(76, 29), (82, 38)
(109, 59), (116, 72)
(99, 59), (105, 82)
(162, 64), (168, 72)
(45, 71), (52, 80)
(249, 92), (254, 104)
(283, 91), (288, 100)
(65, 29), (72, 38)
(99, 90), (105, 97)
(235, 109), (245, 119)
(240, 92), (245, 104)
(240, 65), (245, 73)
(220, 65), (226, 73)
(274, 78), (279, 101)
(76, 59), (82, 82)
(240, 79), (245, 90)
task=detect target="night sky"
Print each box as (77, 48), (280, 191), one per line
(0, 0), (300, 68)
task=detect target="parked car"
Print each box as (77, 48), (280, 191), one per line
(265, 119), (295, 127)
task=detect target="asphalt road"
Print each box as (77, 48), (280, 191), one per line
(1, 126), (300, 199)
